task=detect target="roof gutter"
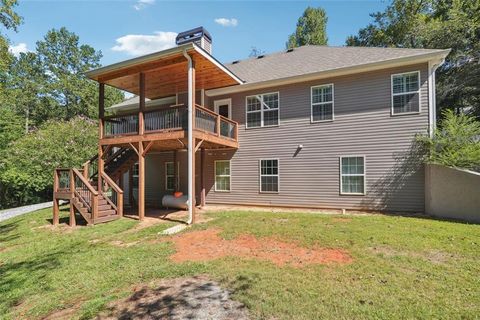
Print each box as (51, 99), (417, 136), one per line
(206, 49), (451, 96)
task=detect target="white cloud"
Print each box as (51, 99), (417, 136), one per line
(214, 18), (238, 27)
(8, 43), (29, 56)
(133, 0), (155, 11)
(112, 31), (178, 56)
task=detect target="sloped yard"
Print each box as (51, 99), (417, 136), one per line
(0, 207), (479, 319)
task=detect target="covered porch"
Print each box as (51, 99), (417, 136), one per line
(86, 42), (242, 224)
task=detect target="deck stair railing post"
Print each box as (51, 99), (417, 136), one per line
(72, 168), (99, 222)
(98, 172), (124, 217)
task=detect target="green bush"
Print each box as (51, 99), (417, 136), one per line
(418, 110), (480, 171)
(0, 117), (97, 208)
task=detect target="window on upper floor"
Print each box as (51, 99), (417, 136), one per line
(260, 159), (279, 193)
(391, 71), (420, 115)
(340, 156), (366, 195)
(246, 92), (279, 128)
(311, 84), (334, 122)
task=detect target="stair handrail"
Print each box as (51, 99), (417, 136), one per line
(82, 154), (99, 180)
(99, 172), (124, 217)
(72, 168), (99, 220)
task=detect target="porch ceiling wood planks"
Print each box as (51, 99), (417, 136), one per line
(86, 45), (243, 99)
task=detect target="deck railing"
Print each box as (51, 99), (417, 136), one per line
(104, 113), (139, 137)
(72, 168), (98, 218)
(99, 172), (123, 217)
(102, 104), (237, 141)
(54, 168), (71, 193)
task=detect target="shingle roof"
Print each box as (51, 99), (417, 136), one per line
(225, 45), (448, 84)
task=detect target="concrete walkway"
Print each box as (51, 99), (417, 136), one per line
(0, 201), (54, 223)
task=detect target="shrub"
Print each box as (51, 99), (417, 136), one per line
(0, 117), (97, 208)
(418, 110), (480, 171)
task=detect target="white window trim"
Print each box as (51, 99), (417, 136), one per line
(259, 158), (280, 193)
(214, 160), (231, 192)
(245, 91), (280, 129)
(214, 98), (232, 119)
(391, 70), (421, 116)
(311, 83), (334, 123)
(165, 161), (180, 191)
(339, 155), (366, 196)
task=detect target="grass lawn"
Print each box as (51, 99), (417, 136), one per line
(0, 207), (479, 319)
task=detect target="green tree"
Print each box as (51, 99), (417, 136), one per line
(0, 0), (22, 106)
(7, 51), (49, 131)
(0, 107), (23, 154)
(4, 27), (124, 127)
(346, 0), (480, 118)
(286, 7), (328, 49)
(418, 109), (480, 171)
(0, 117), (98, 208)
(0, 0), (22, 31)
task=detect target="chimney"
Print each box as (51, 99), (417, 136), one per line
(175, 27), (212, 54)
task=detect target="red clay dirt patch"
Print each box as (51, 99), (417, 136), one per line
(168, 228), (352, 267)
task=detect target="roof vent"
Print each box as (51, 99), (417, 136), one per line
(232, 60), (240, 64)
(286, 48), (294, 53)
(175, 27), (212, 54)
(257, 55), (265, 59)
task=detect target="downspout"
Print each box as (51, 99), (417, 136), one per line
(428, 61), (442, 138)
(183, 49), (194, 225)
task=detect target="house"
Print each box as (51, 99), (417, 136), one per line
(52, 27), (450, 225)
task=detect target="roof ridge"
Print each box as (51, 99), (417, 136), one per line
(225, 45), (447, 66)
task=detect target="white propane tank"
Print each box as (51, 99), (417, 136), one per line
(162, 195), (194, 210)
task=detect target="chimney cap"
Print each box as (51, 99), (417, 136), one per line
(176, 26), (212, 45)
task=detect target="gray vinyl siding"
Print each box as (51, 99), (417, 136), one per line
(204, 63), (430, 212)
(131, 63), (429, 212)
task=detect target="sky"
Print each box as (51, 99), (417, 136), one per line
(6, 0), (389, 66)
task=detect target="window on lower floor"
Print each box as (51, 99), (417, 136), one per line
(311, 84), (334, 122)
(340, 156), (365, 195)
(260, 159), (279, 193)
(165, 162), (179, 191)
(391, 71), (420, 114)
(132, 162), (139, 186)
(246, 92), (279, 128)
(215, 160), (231, 192)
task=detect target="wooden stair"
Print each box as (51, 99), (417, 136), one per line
(71, 193), (120, 225)
(53, 167), (124, 227)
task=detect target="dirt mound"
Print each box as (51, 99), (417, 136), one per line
(98, 276), (249, 320)
(169, 229), (352, 267)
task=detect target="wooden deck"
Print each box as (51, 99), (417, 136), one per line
(99, 103), (239, 150)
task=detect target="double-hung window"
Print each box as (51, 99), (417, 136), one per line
(340, 156), (366, 195)
(260, 159), (279, 193)
(215, 160), (231, 192)
(246, 92), (279, 128)
(165, 162), (179, 191)
(391, 71), (420, 114)
(311, 84), (334, 122)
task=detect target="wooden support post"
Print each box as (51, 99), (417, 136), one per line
(53, 169), (59, 225)
(118, 174), (124, 217)
(139, 73), (145, 136)
(138, 141), (145, 220)
(69, 170), (76, 227)
(99, 83), (105, 139)
(98, 145), (104, 193)
(201, 148), (206, 207)
(53, 199), (59, 226)
(173, 150), (178, 191)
